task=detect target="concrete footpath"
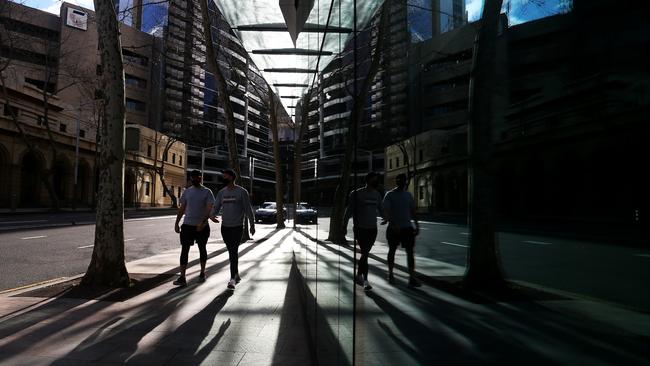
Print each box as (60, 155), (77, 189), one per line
(1, 226), (649, 365)
(0, 226), (311, 366)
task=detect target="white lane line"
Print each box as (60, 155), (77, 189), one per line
(143, 224), (155, 227)
(125, 215), (176, 222)
(125, 238), (135, 242)
(20, 235), (47, 240)
(0, 220), (48, 225)
(523, 240), (553, 245)
(635, 254), (650, 258)
(460, 232), (469, 235)
(78, 244), (94, 249)
(440, 241), (468, 248)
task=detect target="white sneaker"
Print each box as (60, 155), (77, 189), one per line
(227, 279), (236, 289)
(355, 274), (364, 286)
(364, 280), (373, 291)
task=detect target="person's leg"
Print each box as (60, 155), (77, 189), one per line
(176, 225), (193, 284)
(403, 228), (420, 286)
(222, 226), (243, 280)
(358, 228), (377, 280)
(386, 226), (398, 280)
(197, 225), (210, 276)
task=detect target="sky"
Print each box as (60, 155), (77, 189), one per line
(20, 0), (571, 26)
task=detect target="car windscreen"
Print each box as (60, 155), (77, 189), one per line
(260, 203), (276, 209)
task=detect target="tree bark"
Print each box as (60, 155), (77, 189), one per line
(327, 3), (389, 243)
(293, 90), (312, 228)
(198, 0), (240, 178)
(268, 87), (286, 229)
(81, 0), (129, 287)
(464, 0), (505, 289)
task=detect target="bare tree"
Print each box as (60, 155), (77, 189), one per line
(292, 89), (313, 228)
(464, 0), (505, 289)
(0, 2), (97, 209)
(81, 0), (129, 287)
(153, 131), (178, 207)
(327, 2), (390, 243)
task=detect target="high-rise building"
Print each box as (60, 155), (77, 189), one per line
(114, 0), (287, 202)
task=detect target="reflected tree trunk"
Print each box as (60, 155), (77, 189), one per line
(327, 3), (389, 243)
(268, 87), (286, 229)
(464, 0), (505, 289)
(81, 0), (129, 287)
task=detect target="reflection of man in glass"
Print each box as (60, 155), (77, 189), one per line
(344, 172), (385, 291)
(382, 173), (421, 287)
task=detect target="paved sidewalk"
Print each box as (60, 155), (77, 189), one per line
(0, 226), (312, 365)
(1, 226), (649, 365)
(292, 226), (650, 366)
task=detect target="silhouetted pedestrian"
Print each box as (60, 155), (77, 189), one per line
(344, 172), (385, 291)
(382, 173), (421, 287)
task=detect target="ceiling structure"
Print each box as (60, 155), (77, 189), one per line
(213, 0), (385, 121)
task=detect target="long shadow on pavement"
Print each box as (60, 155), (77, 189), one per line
(0, 229), (283, 364)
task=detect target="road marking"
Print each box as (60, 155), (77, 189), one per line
(440, 241), (468, 248)
(144, 224), (155, 227)
(0, 277), (67, 295)
(20, 235), (46, 240)
(125, 215), (176, 222)
(635, 254), (650, 258)
(523, 240), (553, 245)
(460, 232), (469, 235)
(0, 220), (48, 225)
(125, 238), (135, 242)
(78, 244), (94, 249)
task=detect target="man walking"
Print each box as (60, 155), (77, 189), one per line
(382, 173), (421, 287)
(210, 169), (255, 290)
(344, 172), (385, 291)
(174, 169), (215, 286)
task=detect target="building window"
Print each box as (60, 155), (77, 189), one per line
(125, 74), (147, 89)
(25, 77), (55, 93)
(389, 158), (392, 169)
(36, 115), (44, 126)
(147, 145), (152, 157)
(172, 153), (176, 164)
(419, 186), (424, 200)
(419, 149), (423, 162)
(122, 49), (149, 67)
(80, 130), (86, 138)
(163, 186), (167, 197)
(59, 124), (67, 132)
(163, 151), (168, 161)
(3, 103), (19, 117)
(396, 157), (400, 167)
(179, 156), (183, 166)
(145, 181), (150, 196)
(177, 187), (181, 198)
(126, 98), (146, 112)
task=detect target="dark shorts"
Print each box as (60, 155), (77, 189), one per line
(386, 226), (415, 249)
(180, 224), (210, 246)
(353, 227), (377, 251)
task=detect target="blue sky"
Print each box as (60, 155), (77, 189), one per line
(20, 0), (570, 25)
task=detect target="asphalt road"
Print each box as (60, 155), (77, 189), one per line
(302, 218), (650, 311)
(1, 215), (648, 311)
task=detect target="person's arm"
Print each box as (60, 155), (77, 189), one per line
(410, 193), (419, 235)
(197, 191), (214, 231)
(242, 188), (255, 235)
(343, 192), (353, 229)
(381, 192), (391, 225)
(377, 191), (387, 223)
(210, 190), (222, 222)
(175, 198), (186, 233)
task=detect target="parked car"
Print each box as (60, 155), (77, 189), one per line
(255, 202), (287, 223)
(295, 202), (318, 224)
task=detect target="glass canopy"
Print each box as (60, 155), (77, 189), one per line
(213, 0), (385, 119)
